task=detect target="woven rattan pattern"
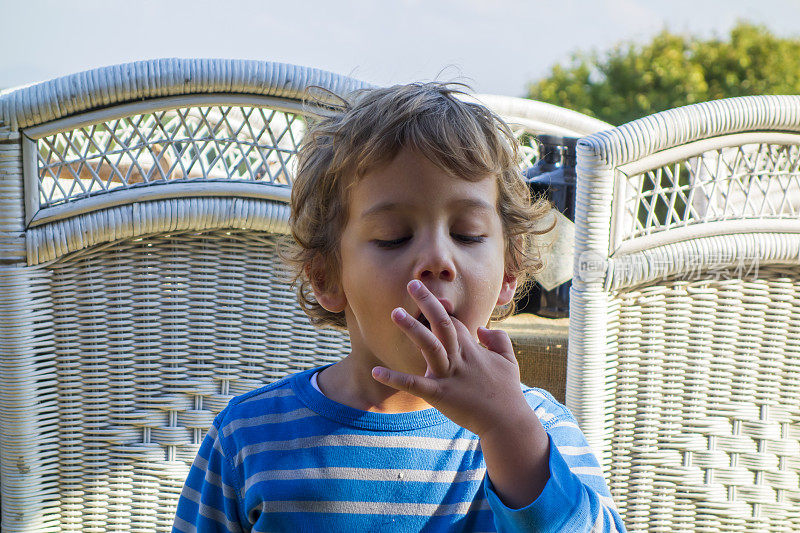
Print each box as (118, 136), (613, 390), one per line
(35, 105), (304, 208)
(516, 130), (538, 170)
(618, 143), (800, 243)
(35, 229), (349, 531)
(31, 103), (547, 213)
(605, 265), (800, 531)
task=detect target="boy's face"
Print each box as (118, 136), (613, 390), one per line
(316, 147), (516, 376)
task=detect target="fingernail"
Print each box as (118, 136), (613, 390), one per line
(409, 280), (422, 292)
(372, 367), (386, 379)
(392, 308), (407, 320)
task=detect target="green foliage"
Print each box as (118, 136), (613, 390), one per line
(527, 22), (800, 125)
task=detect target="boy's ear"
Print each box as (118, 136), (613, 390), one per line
(496, 271), (518, 307)
(306, 259), (347, 313)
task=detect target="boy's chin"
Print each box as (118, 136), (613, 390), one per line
(379, 352), (429, 377)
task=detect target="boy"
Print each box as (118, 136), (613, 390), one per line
(173, 83), (625, 532)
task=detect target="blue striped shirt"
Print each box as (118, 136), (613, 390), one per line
(173, 367), (625, 532)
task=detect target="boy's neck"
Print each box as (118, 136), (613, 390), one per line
(317, 356), (433, 414)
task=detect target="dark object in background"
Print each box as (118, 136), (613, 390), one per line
(518, 135), (579, 318)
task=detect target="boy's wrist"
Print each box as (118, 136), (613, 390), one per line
(478, 403), (539, 442)
(478, 402), (550, 509)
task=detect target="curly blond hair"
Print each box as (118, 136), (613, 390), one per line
(284, 82), (552, 329)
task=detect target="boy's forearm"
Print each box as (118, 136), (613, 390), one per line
(479, 405), (551, 509)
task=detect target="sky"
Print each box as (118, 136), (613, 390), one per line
(1, 0), (799, 97)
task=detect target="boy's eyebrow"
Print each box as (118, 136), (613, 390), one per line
(360, 199), (495, 219)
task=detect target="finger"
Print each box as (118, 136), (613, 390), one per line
(371, 366), (440, 401)
(477, 326), (516, 362)
(407, 280), (459, 355)
(391, 307), (450, 377)
(450, 317), (477, 363)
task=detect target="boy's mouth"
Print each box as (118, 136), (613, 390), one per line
(416, 312), (454, 330)
(418, 314), (431, 330)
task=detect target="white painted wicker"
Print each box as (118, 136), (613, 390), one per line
(571, 95), (800, 531)
(0, 59), (369, 533)
(0, 59), (605, 532)
(475, 93), (613, 137)
(473, 93), (612, 169)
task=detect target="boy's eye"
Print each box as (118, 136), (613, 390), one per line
(453, 234), (486, 244)
(373, 235), (485, 248)
(373, 237), (410, 249)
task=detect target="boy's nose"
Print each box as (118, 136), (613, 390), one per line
(414, 237), (456, 282)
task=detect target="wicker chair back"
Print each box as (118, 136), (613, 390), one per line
(571, 95), (800, 531)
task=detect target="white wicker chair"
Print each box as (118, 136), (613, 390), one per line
(570, 95), (800, 531)
(0, 58), (370, 533)
(475, 93), (612, 137)
(0, 59), (608, 532)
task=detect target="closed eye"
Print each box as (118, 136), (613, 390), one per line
(373, 234), (485, 248)
(453, 234), (486, 244)
(373, 237), (410, 249)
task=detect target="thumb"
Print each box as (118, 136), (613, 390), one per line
(477, 327), (515, 361)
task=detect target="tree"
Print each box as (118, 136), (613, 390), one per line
(527, 22), (800, 125)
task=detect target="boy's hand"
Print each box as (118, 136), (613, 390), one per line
(371, 279), (532, 438)
(372, 279), (551, 508)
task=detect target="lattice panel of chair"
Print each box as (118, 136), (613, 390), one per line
(512, 129), (539, 170)
(32, 104), (544, 213)
(604, 265), (800, 532)
(617, 142), (800, 243)
(34, 106), (305, 209)
(33, 229), (348, 532)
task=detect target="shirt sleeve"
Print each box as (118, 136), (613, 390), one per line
(484, 393), (626, 533)
(172, 415), (247, 533)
